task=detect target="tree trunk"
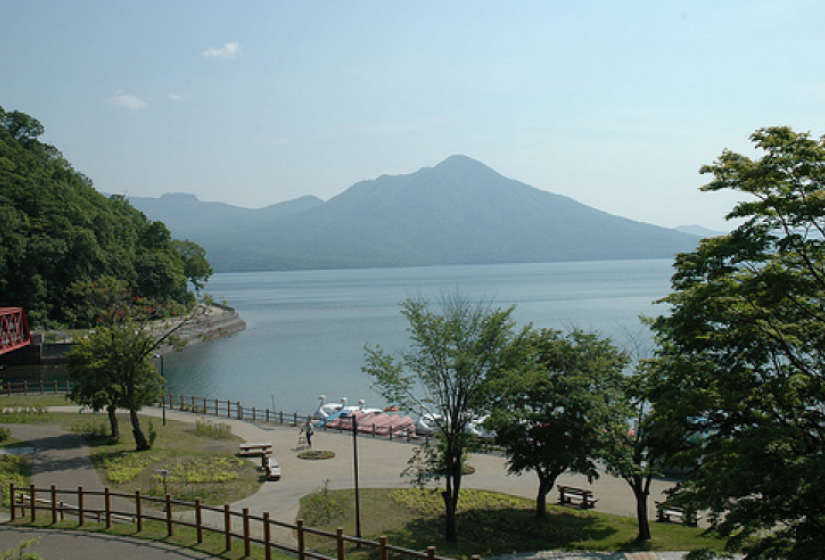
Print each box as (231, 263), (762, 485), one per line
(535, 471), (559, 518)
(536, 480), (550, 518)
(441, 446), (462, 542)
(107, 404), (120, 440)
(130, 409), (150, 451)
(633, 476), (651, 541)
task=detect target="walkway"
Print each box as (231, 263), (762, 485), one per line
(1, 407), (720, 559)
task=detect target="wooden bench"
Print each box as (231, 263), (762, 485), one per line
(261, 455), (281, 480)
(655, 502), (700, 526)
(239, 442), (273, 457)
(557, 485), (598, 509)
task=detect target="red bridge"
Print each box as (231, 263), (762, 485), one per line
(0, 308), (31, 355)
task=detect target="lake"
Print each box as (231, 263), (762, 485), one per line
(158, 259), (675, 416)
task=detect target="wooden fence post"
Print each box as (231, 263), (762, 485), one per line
(135, 490), (142, 532)
(224, 503), (232, 551)
(105, 487), (112, 529)
(50, 485), (57, 524)
(9, 482), (15, 521)
(195, 498), (203, 544)
(77, 486), (85, 526)
(23, 380), (28, 396)
(379, 536), (388, 560)
(336, 527), (345, 560)
(227, 400), (231, 418)
(252, 407), (256, 422)
(166, 494), (173, 536)
(243, 508), (251, 557)
(39, 380), (44, 395)
(263, 511), (272, 560)
(428, 546), (437, 559)
(29, 484), (36, 523)
(297, 519), (306, 560)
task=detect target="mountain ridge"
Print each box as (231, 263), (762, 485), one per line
(120, 155), (700, 272)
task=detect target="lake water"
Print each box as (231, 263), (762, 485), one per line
(158, 259), (675, 416)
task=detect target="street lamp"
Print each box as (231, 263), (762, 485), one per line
(153, 354), (166, 426)
(352, 413), (362, 543)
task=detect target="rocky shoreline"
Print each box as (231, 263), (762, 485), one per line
(153, 303), (247, 355)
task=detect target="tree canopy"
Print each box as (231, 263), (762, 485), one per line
(645, 127), (825, 558)
(363, 295), (517, 542)
(484, 327), (630, 519)
(0, 106), (212, 327)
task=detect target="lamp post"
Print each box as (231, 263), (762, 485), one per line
(352, 413), (362, 543)
(153, 354), (166, 426)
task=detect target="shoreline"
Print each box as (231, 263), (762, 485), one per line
(153, 303), (247, 355)
(0, 304), (246, 372)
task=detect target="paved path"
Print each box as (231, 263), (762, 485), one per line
(0, 407), (721, 559)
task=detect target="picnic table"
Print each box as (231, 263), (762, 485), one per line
(238, 442), (273, 457)
(557, 485), (598, 509)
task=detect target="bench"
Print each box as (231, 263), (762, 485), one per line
(655, 502), (700, 526)
(261, 455), (281, 480)
(557, 485), (598, 509)
(239, 442), (273, 457)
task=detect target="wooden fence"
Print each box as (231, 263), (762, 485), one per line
(2, 379), (73, 397)
(9, 483), (461, 560)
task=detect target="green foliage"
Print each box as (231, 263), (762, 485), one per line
(302, 480), (344, 525)
(0, 455), (31, 508)
(163, 456), (245, 484)
(0, 406), (51, 423)
(0, 105), (211, 327)
(0, 538), (43, 560)
(101, 453), (157, 484)
(193, 419), (232, 439)
(0, 427), (10, 442)
(297, 449), (335, 460)
(392, 488), (526, 517)
(70, 418), (108, 437)
(485, 327), (631, 518)
(363, 294), (518, 542)
(646, 126), (825, 558)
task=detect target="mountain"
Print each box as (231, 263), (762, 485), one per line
(123, 155), (700, 272)
(676, 224), (727, 238)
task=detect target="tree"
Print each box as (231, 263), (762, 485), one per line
(0, 106), (212, 327)
(363, 295), (517, 542)
(645, 126), (825, 557)
(484, 327), (630, 518)
(68, 299), (203, 450)
(174, 239), (213, 293)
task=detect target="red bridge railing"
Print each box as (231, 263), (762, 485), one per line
(0, 307), (31, 355)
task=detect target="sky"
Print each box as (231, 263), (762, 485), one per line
(2, 1), (825, 232)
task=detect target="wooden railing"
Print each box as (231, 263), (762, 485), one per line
(9, 483), (460, 560)
(1, 379), (73, 397)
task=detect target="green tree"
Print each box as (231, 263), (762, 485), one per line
(484, 328), (630, 518)
(68, 301), (202, 450)
(174, 239), (213, 293)
(363, 295), (517, 542)
(646, 126), (825, 557)
(0, 106), (212, 327)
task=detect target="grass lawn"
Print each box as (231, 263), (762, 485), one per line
(299, 487), (729, 560)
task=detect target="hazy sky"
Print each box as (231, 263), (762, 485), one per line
(3, 1), (824, 231)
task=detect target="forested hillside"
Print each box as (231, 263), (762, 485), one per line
(0, 107), (212, 327)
